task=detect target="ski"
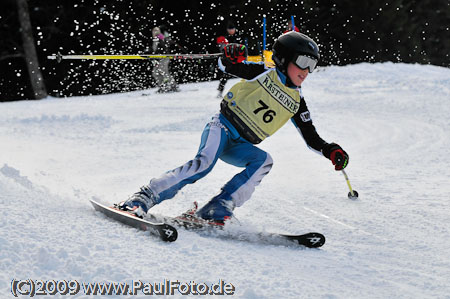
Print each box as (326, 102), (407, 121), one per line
(90, 198), (324, 247)
(272, 232), (325, 248)
(146, 202), (325, 248)
(89, 198), (177, 242)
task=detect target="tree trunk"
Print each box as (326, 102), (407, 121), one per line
(16, 0), (47, 99)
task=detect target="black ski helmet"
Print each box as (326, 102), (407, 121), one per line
(272, 31), (320, 73)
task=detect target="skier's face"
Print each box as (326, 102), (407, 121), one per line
(287, 62), (309, 86)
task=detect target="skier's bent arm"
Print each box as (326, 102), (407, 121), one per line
(218, 43), (267, 80)
(218, 58), (267, 80)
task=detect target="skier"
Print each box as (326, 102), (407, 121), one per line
(119, 31), (349, 224)
(151, 26), (179, 93)
(215, 20), (244, 98)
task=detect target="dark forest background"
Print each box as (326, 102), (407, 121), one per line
(1, 0), (449, 101)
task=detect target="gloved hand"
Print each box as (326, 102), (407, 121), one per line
(323, 143), (349, 171)
(222, 43), (248, 64)
(216, 36), (229, 45)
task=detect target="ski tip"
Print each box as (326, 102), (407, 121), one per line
(159, 224), (178, 242)
(303, 232), (326, 248)
(284, 232), (326, 248)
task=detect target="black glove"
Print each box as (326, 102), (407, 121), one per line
(322, 143), (349, 171)
(222, 43), (248, 64)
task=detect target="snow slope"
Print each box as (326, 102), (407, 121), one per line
(1, 62), (449, 298)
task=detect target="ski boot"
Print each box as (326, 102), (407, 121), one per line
(117, 185), (157, 218)
(196, 191), (234, 226)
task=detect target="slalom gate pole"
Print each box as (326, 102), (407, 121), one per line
(48, 52), (222, 63)
(263, 16), (267, 52)
(291, 15), (295, 31)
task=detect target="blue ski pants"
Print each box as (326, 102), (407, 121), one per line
(148, 114), (273, 207)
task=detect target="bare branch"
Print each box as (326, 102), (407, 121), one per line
(0, 53), (24, 62)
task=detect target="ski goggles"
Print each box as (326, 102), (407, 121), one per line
(294, 55), (318, 73)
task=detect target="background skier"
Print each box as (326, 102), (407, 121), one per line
(215, 20), (244, 98)
(151, 26), (179, 93)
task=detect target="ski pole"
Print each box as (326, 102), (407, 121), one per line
(341, 169), (359, 199)
(48, 52), (222, 63)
